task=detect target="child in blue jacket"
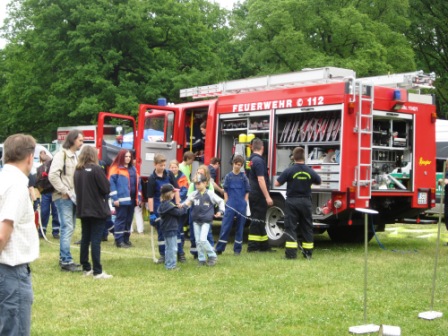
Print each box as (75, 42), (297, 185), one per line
(169, 160), (189, 262)
(158, 184), (188, 270)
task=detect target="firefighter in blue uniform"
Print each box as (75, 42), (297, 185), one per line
(274, 146), (321, 259)
(247, 138), (274, 252)
(215, 155), (250, 255)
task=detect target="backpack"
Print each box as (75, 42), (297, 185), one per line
(35, 160), (55, 194)
(35, 151), (66, 194)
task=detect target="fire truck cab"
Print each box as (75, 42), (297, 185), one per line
(98, 67), (437, 244)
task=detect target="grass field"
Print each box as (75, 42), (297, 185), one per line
(31, 223), (448, 335)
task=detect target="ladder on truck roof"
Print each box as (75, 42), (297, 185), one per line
(180, 67), (435, 99)
(180, 67), (355, 98)
(360, 71), (435, 90)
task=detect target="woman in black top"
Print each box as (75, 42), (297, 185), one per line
(74, 146), (112, 279)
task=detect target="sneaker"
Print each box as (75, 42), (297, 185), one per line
(116, 242), (130, 249)
(53, 233), (60, 239)
(59, 260), (79, 267)
(178, 253), (187, 263)
(124, 241), (132, 247)
(215, 250), (223, 255)
(61, 263), (82, 272)
(93, 272), (113, 279)
(83, 270), (93, 276)
(156, 256), (165, 264)
(206, 257), (217, 267)
(197, 260), (206, 266)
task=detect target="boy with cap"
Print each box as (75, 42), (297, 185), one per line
(183, 174), (225, 266)
(158, 184), (188, 270)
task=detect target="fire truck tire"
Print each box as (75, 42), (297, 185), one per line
(327, 225), (374, 244)
(265, 196), (287, 247)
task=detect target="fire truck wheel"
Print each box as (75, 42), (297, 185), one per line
(327, 225), (374, 244)
(265, 196), (287, 247)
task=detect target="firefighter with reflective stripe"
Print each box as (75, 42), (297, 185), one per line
(274, 147), (321, 259)
(147, 154), (180, 264)
(215, 155), (250, 255)
(109, 150), (142, 248)
(247, 138), (274, 252)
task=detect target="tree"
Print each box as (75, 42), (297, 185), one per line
(229, 0), (415, 78)
(0, 0), (231, 142)
(408, 0), (448, 118)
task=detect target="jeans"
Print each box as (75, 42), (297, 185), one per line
(55, 198), (76, 264)
(80, 217), (106, 275)
(193, 222), (217, 262)
(164, 232), (178, 269)
(189, 210), (214, 257)
(40, 192), (60, 235)
(0, 263), (33, 336)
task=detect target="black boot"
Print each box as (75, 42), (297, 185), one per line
(178, 253), (187, 263)
(302, 249), (312, 260)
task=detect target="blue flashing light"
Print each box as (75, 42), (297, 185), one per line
(157, 98), (167, 106)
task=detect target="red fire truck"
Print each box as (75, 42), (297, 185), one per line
(97, 67), (437, 244)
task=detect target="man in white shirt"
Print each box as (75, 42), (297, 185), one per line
(0, 134), (39, 335)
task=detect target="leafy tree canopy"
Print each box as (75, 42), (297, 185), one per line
(230, 0), (415, 77)
(0, 0), (230, 141)
(1, 0), (446, 141)
(408, 0), (448, 117)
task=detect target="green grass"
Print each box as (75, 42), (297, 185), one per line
(31, 223), (448, 335)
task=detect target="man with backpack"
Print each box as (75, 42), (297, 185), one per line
(49, 130), (84, 272)
(36, 153), (60, 239)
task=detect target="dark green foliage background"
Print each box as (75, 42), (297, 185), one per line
(0, 0), (445, 142)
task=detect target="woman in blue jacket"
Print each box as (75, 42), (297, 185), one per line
(109, 150), (141, 248)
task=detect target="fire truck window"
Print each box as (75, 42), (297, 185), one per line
(185, 111), (206, 151)
(144, 116), (165, 142)
(102, 117), (134, 149)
